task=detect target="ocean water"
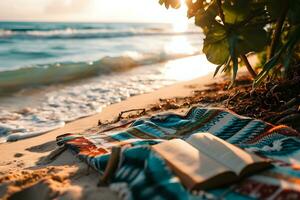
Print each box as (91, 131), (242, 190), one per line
(0, 22), (215, 142)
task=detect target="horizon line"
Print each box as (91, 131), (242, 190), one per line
(0, 19), (176, 24)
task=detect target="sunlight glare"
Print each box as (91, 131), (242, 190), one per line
(163, 55), (216, 81)
(172, 0), (189, 32)
(164, 36), (196, 55)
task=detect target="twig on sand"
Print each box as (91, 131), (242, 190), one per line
(98, 108), (146, 126)
(98, 146), (121, 186)
(225, 91), (241, 107)
(116, 108), (146, 121)
(98, 120), (136, 133)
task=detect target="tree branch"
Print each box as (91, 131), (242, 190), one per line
(269, 0), (289, 59)
(240, 54), (257, 79)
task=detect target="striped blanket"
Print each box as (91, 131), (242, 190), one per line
(57, 107), (300, 200)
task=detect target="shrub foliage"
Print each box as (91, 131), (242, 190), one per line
(159, 0), (300, 86)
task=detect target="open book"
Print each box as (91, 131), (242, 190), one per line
(152, 133), (272, 190)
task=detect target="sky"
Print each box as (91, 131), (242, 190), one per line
(0, 0), (188, 23)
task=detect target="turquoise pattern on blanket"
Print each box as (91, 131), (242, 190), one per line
(57, 107), (300, 200)
(110, 146), (190, 200)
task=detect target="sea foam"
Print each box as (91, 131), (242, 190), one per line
(0, 60), (172, 142)
(0, 52), (195, 94)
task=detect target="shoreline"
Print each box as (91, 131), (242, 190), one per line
(0, 72), (216, 171)
(0, 54), (216, 144)
(0, 71), (220, 199)
(0, 55), (263, 200)
(2, 55), (297, 199)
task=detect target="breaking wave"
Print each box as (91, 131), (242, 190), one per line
(0, 28), (199, 39)
(0, 52), (196, 94)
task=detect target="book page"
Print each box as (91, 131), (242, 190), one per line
(186, 133), (266, 175)
(152, 139), (231, 190)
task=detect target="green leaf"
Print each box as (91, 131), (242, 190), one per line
(186, 0), (205, 18)
(214, 64), (223, 77)
(222, 0), (251, 24)
(229, 56), (238, 88)
(283, 45), (293, 72)
(195, 2), (218, 32)
(288, 0), (300, 25)
(203, 39), (230, 65)
(265, 0), (282, 21)
(158, 0), (181, 9)
(213, 57), (231, 77)
(228, 34), (238, 86)
(282, 25), (300, 75)
(254, 25), (300, 86)
(254, 51), (282, 86)
(236, 25), (268, 55)
(203, 25), (230, 65)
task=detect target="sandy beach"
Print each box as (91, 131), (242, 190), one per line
(0, 71), (217, 200)
(1, 1), (299, 199)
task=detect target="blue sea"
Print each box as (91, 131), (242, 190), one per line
(0, 22), (215, 142)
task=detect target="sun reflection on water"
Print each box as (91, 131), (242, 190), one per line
(164, 36), (196, 55)
(165, 0), (196, 54)
(171, 0), (189, 33)
(162, 55), (217, 81)
(162, 1), (215, 81)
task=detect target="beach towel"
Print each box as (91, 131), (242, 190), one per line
(57, 107), (300, 200)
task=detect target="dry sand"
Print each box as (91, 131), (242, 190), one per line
(0, 71), (218, 200)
